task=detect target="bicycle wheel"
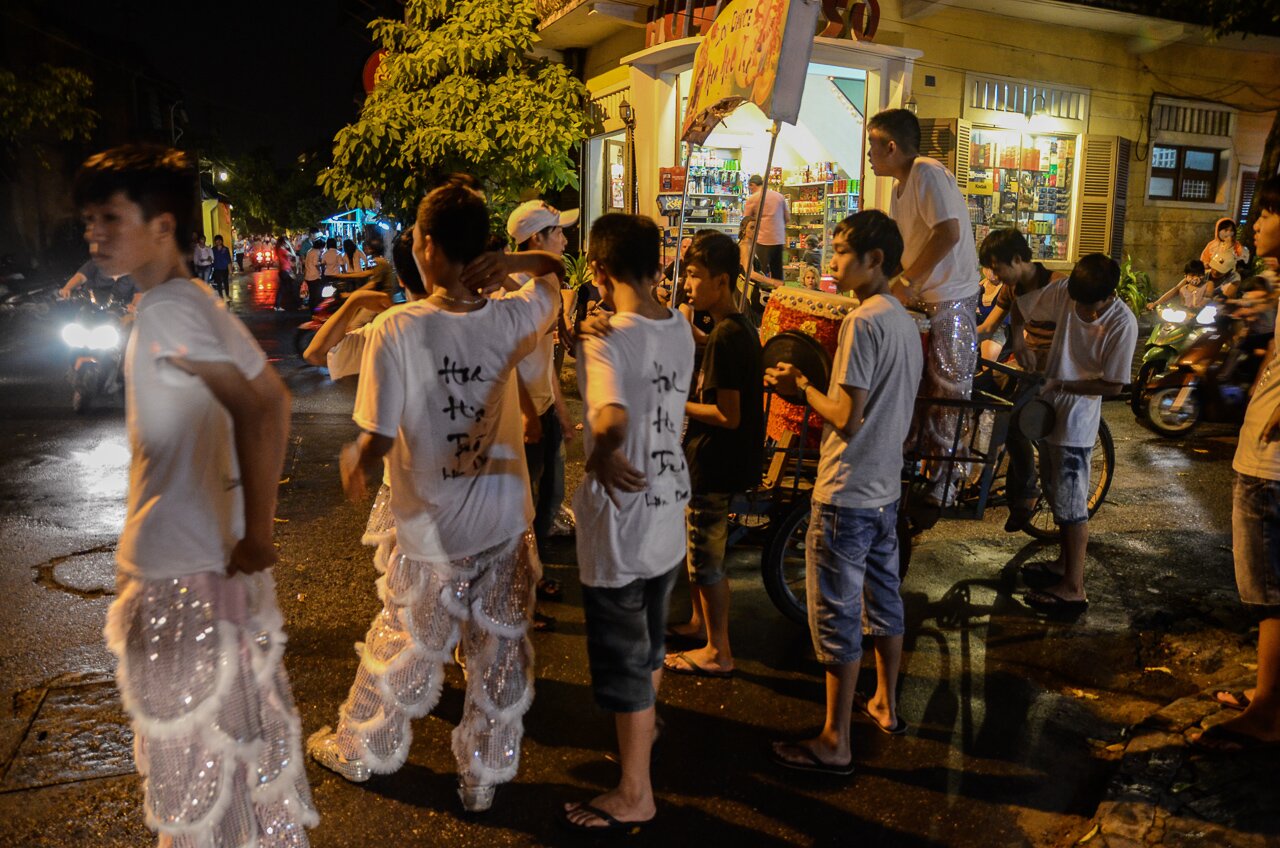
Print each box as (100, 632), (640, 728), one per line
(1024, 418), (1115, 541)
(762, 500), (811, 627)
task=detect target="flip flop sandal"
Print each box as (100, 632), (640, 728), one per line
(1024, 589), (1088, 618)
(663, 652), (734, 679)
(536, 577), (563, 601)
(770, 741), (855, 777)
(1189, 725), (1280, 754)
(1019, 562), (1066, 590)
(853, 694), (909, 736)
(1213, 690), (1252, 711)
(559, 802), (653, 835)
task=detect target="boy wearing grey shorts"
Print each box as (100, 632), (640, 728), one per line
(765, 210), (922, 775)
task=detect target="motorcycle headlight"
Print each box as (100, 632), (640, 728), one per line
(321, 285), (335, 298)
(89, 324), (120, 350)
(1159, 307), (1187, 323)
(61, 323), (90, 348)
(1195, 305), (1218, 325)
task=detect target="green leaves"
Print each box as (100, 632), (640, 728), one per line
(323, 0), (588, 232)
(0, 64), (97, 150)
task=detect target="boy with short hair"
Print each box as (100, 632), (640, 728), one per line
(664, 230), (763, 678)
(79, 144), (316, 845)
(211, 233), (233, 301)
(307, 183), (564, 813)
(766, 210), (922, 774)
(1022, 253), (1137, 616)
(564, 213), (693, 832)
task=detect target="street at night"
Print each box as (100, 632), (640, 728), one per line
(0, 272), (1273, 846)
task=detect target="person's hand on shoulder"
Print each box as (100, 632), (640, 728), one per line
(578, 311), (614, 339)
(346, 288), (393, 313)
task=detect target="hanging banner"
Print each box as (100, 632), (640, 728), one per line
(681, 0), (823, 145)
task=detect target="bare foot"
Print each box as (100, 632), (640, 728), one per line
(770, 736), (851, 769)
(563, 787), (655, 829)
(864, 694), (897, 731)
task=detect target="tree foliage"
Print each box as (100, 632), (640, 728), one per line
(0, 63), (97, 150)
(222, 151), (338, 234)
(320, 0), (589, 230)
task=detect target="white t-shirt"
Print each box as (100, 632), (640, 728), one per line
(1234, 311), (1280, 481)
(303, 248), (323, 281)
(574, 310), (694, 588)
(743, 189), (789, 246)
(813, 294), (923, 509)
(193, 244), (214, 268)
(117, 279), (267, 578)
(1041, 296), (1138, 447)
(320, 248), (344, 276)
(326, 315), (379, 380)
(505, 272), (559, 416)
(353, 280), (556, 561)
(891, 156), (980, 304)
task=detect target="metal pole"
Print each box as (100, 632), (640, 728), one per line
(741, 120), (781, 313)
(672, 140), (695, 309)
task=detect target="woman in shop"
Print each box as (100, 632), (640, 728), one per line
(1200, 217), (1250, 267)
(976, 266), (1008, 363)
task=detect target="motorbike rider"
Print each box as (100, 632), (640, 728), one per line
(1200, 216), (1250, 267)
(58, 259), (140, 312)
(1147, 259), (1210, 312)
(1205, 249), (1243, 300)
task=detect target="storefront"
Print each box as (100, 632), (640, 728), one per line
(614, 35), (920, 284)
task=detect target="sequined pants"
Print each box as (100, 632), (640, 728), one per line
(106, 570), (317, 848)
(914, 295), (979, 495)
(331, 530), (540, 785)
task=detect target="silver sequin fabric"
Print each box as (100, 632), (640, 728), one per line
(331, 529), (540, 785)
(106, 570), (317, 847)
(913, 295), (979, 496)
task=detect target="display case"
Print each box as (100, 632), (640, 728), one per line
(782, 183), (827, 281)
(966, 129), (1076, 262)
(658, 146), (747, 253)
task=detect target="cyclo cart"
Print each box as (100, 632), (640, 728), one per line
(731, 287), (1116, 626)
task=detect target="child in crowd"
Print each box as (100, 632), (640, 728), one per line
(1021, 253), (1138, 616)
(566, 213), (693, 832)
(801, 264), (821, 290)
(765, 210), (922, 774)
(307, 182), (564, 813)
(1148, 259), (1210, 312)
(664, 231), (763, 678)
(81, 145), (315, 845)
(1194, 175), (1280, 751)
(976, 228), (1070, 531)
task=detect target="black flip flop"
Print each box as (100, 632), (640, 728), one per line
(1019, 562), (1065, 590)
(663, 652), (734, 679)
(1189, 725), (1280, 754)
(559, 802), (653, 835)
(853, 695), (908, 736)
(1213, 690), (1252, 711)
(770, 741), (855, 776)
(1024, 589), (1088, 618)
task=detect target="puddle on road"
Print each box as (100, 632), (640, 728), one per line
(0, 677), (134, 792)
(34, 546), (117, 599)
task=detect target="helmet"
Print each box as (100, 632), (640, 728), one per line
(1207, 250), (1234, 276)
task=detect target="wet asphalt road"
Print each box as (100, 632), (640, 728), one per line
(0, 274), (1256, 847)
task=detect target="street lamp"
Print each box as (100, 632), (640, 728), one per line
(619, 100), (637, 214)
(218, 170), (229, 182)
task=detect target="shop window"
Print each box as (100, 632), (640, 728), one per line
(1148, 144), (1220, 203)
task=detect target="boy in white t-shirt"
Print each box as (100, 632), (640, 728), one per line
(78, 145), (316, 845)
(766, 210), (923, 776)
(1023, 254), (1137, 617)
(868, 108), (981, 504)
(563, 214), (693, 834)
(306, 183), (564, 813)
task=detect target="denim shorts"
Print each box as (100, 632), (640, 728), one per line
(1232, 473), (1280, 616)
(581, 565), (681, 713)
(806, 501), (905, 665)
(686, 492), (732, 587)
(1040, 443), (1091, 526)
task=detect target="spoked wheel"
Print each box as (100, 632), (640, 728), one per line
(761, 499), (916, 626)
(1146, 385), (1200, 438)
(1024, 418), (1116, 541)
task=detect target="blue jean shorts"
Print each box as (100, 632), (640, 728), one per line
(1233, 472), (1280, 616)
(1040, 443), (1091, 526)
(806, 501), (905, 665)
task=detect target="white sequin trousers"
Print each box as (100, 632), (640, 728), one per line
(105, 570), (318, 848)
(331, 527), (540, 786)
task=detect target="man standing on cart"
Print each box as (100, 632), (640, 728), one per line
(867, 109), (981, 505)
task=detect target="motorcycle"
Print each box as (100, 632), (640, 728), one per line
(61, 290), (127, 413)
(1131, 303), (1209, 418)
(1143, 304), (1268, 438)
(293, 282), (341, 357)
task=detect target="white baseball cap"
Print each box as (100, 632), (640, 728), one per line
(507, 200), (580, 244)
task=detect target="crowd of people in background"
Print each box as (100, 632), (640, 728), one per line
(60, 96), (1280, 846)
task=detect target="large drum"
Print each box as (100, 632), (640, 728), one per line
(759, 287), (857, 445)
